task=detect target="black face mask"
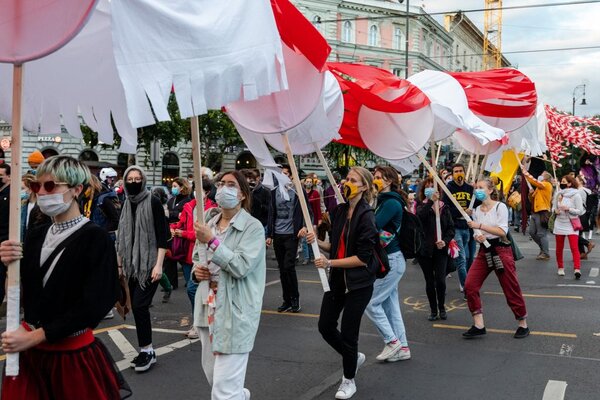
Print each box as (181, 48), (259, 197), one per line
(560, 184), (568, 190)
(126, 181), (143, 196)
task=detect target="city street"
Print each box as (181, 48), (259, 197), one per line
(2, 232), (600, 399)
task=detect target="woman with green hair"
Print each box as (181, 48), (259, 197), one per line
(0, 155), (130, 399)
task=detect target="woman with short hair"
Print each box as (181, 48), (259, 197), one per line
(1, 155), (130, 399)
(192, 170), (266, 400)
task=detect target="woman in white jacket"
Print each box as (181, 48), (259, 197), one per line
(553, 175), (585, 279)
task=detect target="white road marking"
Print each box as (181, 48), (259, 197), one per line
(586, 281), (596, 284)
(265, 279), (281, 287)
(542, 380), (567, 400)
(557, 284), (600, 289)
(123, 324), (188, 334)
(114, 336), (200, 371)
(589, 268), (599, 277)
(107, 329), (138, 359)
(559, 344), (574, 357)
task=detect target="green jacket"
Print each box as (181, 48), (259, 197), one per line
(192, 208), (266, 354)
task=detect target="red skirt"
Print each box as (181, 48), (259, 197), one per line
(2, 331), (131, 400)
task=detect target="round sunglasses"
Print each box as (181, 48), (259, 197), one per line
(29, 180), (70, 194)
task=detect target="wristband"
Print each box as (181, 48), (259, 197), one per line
(208, 238), (220, 252)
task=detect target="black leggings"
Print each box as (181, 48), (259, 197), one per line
(128, 278), (159, 348)
(418, 250), (448, 314)
(318, 284), (373, 379)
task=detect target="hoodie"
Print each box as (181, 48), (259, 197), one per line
(552, 188), (584, 235)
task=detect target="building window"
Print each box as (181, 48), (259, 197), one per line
(162, 152), (180, 185)
(393, 27), (406, 51)
(368, 25), (378, 46)
(392, 68), (405, 77)
(312, 15), (323, 33)
(79, 149), (99, 162)
(463, 50), (467, 67)
(426, 40), (432, 57)
(342, 21), (353, 43)
(455, 44), (459, 65)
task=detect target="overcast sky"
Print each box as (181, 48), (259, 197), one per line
(422, 0), (600, 117)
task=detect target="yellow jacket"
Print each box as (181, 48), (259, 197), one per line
(525, 175), (553, 212)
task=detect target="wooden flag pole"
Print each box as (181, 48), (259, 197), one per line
(6, 64), (24, 376)
(315, 144), (344, 204)
(430, 140), (442, 241)
(283, 134), (330, 292)
(190, 116), (210, 306)
(417, 152), (490, 248)
(465, 153), (474, 183)
(435, 141), (443, 167)
(513, 149), (533, 191)
(455, 148), (465, 165)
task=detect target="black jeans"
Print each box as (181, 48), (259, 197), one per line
(418, 250), (448, 314)
(129, 277), (159, 348)
(318, 284), (373, 380)
(163, 258), (179, 289)
(274, 234), (299, 303)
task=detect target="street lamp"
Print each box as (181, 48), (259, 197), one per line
(572, 84), (587, 116)
(398, 0), (409, 79)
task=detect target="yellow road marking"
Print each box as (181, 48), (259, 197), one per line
(262, 310), (319, 318)
(299, 280), (321, 284)
(433, 324), (577, 338)
(484, 291), (583, 300)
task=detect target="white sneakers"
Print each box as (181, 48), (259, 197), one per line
(186, 327), (199, 339)
(243, 388), (251, 399)
(375, 341), (401, 361)
(558, 268), (565, 276)
(387, 346), (411, 362)
(356, 352), (365, 374)
(335, 378), (357, 399)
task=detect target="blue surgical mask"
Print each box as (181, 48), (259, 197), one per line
(474, 189), (487, 201)
(171, 187), (180, 196)
(424, 187), (435, 199)
(215, 186), (240, 209)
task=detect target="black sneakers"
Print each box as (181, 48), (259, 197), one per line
(277, 302), (291, 313)
(132, 351), (156, 372)
(514, 327), (530, 339)
(462, 325), (487, 338)
(290, 298), (301, 313)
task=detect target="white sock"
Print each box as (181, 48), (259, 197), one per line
(141, 345), (154, 354)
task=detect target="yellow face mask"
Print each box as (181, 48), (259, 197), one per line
(373, 179), (384, 193)
(343, 181), (362, 200)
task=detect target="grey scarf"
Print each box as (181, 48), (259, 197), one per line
(117, 166), (157, 288)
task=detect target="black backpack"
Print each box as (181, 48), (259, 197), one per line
(397, 199), (425, 259)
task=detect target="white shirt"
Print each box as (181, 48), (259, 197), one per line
(473, 201), (509, 239)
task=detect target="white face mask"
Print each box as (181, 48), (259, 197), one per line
(215, 186), (240, 209)
(537, 175), (544, 182)
(37, 190), (72, 217)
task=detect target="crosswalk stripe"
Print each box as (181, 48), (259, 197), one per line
(542, 380), (567, 400)
(108, 329), (138, 359)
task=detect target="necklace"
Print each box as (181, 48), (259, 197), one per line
(51, 215), (84, 234)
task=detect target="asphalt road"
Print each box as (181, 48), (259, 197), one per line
(2, 231), (600, 399)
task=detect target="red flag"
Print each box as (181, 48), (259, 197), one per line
(271, 0), (331, 72)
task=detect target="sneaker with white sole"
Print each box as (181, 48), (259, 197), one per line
(375, 340), (401, 361)
(243, 388), (251, 399)
(356, 352), (365, 375)
(575, 269), (581, 279)
(335, 378), (357, 399)
(386, 346), (411, 362)
(134, 351), (157, 372)
(557, 268), (565, 276)
(103, 309), (114, 319)
(186, 327), (199, 339)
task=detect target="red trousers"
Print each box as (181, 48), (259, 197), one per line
(464, 245), (527, 320)
(555, 234), (581, 269)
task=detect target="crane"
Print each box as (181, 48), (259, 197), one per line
(483, 0), (502, 70)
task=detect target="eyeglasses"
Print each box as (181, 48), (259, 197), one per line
(126, 177), (143, 183)
(216, 181), (238, 188)
(29, 180), (69, 194)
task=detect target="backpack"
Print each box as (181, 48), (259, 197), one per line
(397, 199), (425, 259)
(91, 191), (121, 230)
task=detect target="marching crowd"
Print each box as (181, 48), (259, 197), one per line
(0, 150), (595, 399)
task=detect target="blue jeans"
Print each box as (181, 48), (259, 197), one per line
(181, 263), (196, 309)
(365, 251), (408, 346)
(454, 228), (476, 288)
(301, 237), (314, 261)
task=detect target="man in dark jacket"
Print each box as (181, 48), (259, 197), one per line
(266, 165), (309, 313)
(243, 169), (272, 229)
